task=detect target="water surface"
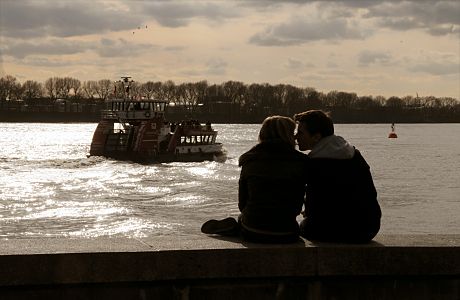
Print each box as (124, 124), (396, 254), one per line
(1, 123), (459, 238)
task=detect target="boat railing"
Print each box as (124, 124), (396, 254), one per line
(101, 110), (164, 120)
(178, 134), (217, 145)
(101, 110), (118, 119)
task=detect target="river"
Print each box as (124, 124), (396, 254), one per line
(0, 123), (459, 239)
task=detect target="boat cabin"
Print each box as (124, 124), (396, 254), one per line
(102, 100), (168, 120)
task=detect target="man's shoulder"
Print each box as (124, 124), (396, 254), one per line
(308, 149), (370, 170)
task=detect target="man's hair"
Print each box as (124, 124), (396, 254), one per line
(294, 110), (334, 137)
(259, 115), (296, 147)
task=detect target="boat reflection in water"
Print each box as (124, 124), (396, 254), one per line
(89, 77), (226, 163)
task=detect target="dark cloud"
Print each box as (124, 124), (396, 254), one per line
(0, 1), (142, 38)
(249, 18), (368, 46)
(0, 0), (241, 43)
(137, 2), (240, 28)
(249, 1), (459, 47)
(364, 1), (460, 36)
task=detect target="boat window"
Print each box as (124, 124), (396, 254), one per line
(140, 102), (149, 110)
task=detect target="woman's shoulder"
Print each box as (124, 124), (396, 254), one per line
(239, 142), (308, 166)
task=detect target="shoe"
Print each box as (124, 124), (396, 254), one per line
(201, 217), (239, 236)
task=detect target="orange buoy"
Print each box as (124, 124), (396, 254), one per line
(388, 123), (397, 138)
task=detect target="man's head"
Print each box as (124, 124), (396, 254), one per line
(294, 110), (334, 151)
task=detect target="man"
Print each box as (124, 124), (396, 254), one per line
(294, 110), (381, 243)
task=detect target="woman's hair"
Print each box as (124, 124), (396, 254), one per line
(258, 115), (296, 147)
(294, 110), (334, 137)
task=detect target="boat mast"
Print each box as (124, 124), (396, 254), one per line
(117, 76), (134, 100)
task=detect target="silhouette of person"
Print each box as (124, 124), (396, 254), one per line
(201, 116), (308, 243)
(294, 110), (381, 243)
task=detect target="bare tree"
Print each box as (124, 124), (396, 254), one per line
(386, 96), (404, 108)
(303, 87), (322, 110)
(82, 80), (98, 99)
(176, 83), (195, 111)
(195, 80), (208, 106)
(69, 77), (81, 99)
(97, 79), (113, 101)
(222, 81), (246, 113)
(0, 75), (21, 101)
(56, 77), (68, 99)
(159, 80), (177, 104)
(22, 80), (43, 101)
(44, 77), (58, 100)
(141, 81), (162, 99)
(355, 95), (380, 109)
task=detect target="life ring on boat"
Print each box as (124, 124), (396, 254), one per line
(144, 111), (151, 118)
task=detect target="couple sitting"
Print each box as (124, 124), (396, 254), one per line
(201, 110), (382, 244)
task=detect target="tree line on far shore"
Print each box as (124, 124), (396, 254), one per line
(1, 75), (459, 123)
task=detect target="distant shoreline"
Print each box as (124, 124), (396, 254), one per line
(1, 111), (459, 124)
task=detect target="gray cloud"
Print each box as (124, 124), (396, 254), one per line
(249, 18), (368, 46)
(2, 39), (93, 59)
(0, 1), (142, 38)
(365, 1), (460, 36)
(358, 51), (393, 66)
(408, 62), (460, 76)
(248, 1), (459, 48)
(206, 58), (227, 75)
(137, 2), (240, 28)
(284, 58), (315, 70)
(285, 58), (304, 70)
(96, 38), (157, 57)
(19, 57), (81, 68)
(1, 37), (156, 60)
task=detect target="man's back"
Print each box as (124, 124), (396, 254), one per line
(302, 149), (382, 243)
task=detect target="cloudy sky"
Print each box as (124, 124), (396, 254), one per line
(1, 0), (459, 98)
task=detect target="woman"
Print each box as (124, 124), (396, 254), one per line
(201, 116), (308, 243)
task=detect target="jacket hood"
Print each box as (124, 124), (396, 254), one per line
(309, 135), (355, 159)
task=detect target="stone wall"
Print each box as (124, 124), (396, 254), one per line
(0, 235), (458, 299)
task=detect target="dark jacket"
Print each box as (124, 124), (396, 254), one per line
(302, 148), (382, 243)
(238, 141), (308, 235)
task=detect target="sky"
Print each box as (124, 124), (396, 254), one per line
(0, 0), (459, 99)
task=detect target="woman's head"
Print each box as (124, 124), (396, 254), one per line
(258, 116), (296, 147)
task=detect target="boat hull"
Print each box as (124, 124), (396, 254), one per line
(97, 150), (227, 164)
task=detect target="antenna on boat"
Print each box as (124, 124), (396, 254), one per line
(116, 76), (134, 100)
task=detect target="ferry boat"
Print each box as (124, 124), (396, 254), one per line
(89, 77), (226, 163)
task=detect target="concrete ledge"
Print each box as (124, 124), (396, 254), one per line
(0, 234), (459, 299)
